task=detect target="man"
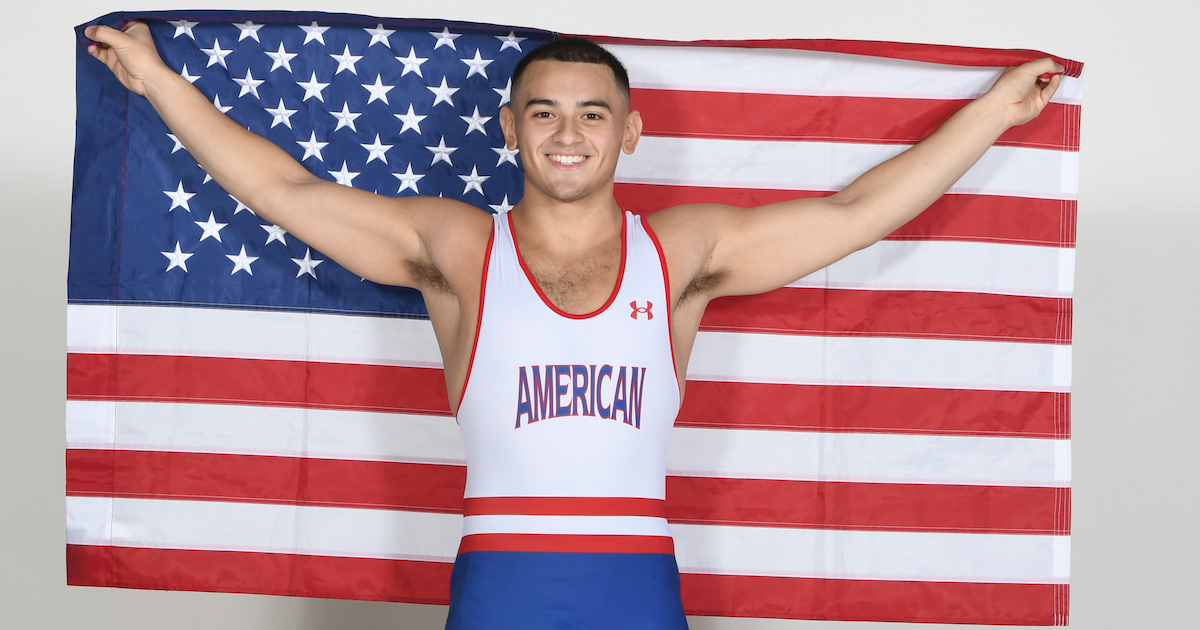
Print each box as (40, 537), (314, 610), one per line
(85, 21), (1061, 629)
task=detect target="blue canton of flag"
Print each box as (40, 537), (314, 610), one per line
(71, 11), (553, 316)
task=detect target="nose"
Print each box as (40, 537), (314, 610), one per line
(551, 115), (584, 146)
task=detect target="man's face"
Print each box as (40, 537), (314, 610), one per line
(501, 60), (641, 205)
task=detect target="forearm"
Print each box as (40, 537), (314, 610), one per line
(831, 94), (1011, 244)
(141, 67), (315, 222)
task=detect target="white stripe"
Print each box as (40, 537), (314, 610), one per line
(66, 304), (443, 367)
(606, 43), (1083, 104)
(461, 514), (671, 537)
(67, 400), (1068, 486)
(65, 496), (461, 562)
(617, 136), (1077, 199)
(65, 400), (466, 465)
(689, 331), (1071, 392)
(670, 522), (1070, 583)
(790, 239), (1074, 298)
(62, 496), (1065, 583)
(668, 427), (1070, 487)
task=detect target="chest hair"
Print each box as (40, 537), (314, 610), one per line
(524, 244), (621, 313)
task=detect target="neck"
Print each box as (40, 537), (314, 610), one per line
(510, 183), (623, 256)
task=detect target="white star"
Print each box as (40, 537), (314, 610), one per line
(212, 94), (232, 114)
(493, 145), (519, 167)
(364, 23), (395, 48)
(297, 131), (328, 161)
(427, 137), (457, 166)
(494, 78), (512, 106)
(233, 21), (263, 42)
(300, 22), (329, 45)
(427, 77), (459, 107)
(462, 50), (493, 79)
(265, 99), (297, 128)
(330, 103), (361, 132)
(163, 182), (195, 211)
(167, 133), (185, 154)
(330, 45), (363, 75)
(265, 43), (297, 73)
(496, 31), (526, 52)
(233, 69), (264, 98)
(194, 212), (228, 242)
(292, 248), (324, 278)
(200, 38), (232, 69)
(430, 27), (461, 50)
(362, 76), (395, 105)
(396, 48), (428, 77)
(393, 164), (424, 194)
(226, 245), (259, 276)
(328, 161), (359, 186)
(230, 194), (252, 215)
(261, 223), (288, 245)
(361, 134), (392, 164)
(489, 194), (515, 213)
(460, 106), (492, 135)
(179, 64), (200, 84)
(199, 164), (211, 184)
(395, 104), (427, 135)
(459, 165), (489, 195)
(161, 242), (194, 272)
(298, 72), (330, 102)
(169, 20), (198, 40)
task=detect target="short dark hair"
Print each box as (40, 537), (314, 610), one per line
(510, 37), (631, 107)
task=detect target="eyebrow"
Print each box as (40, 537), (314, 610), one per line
(523, 98), (613, 112)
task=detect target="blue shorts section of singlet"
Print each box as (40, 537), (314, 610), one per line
(445, 551), (689, 629)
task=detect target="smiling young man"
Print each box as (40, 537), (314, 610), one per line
(85, 22), (1061, 629)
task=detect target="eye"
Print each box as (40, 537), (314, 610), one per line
(532, 110), (553, 119)
(583, 112), (603, 121)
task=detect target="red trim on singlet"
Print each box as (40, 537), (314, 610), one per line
(458, 533), (675, 555)
(455, 225), (496, 416)
(639, 216), (680, 392)
(507, 211), (628, 320)
(463, 496), (667, 518)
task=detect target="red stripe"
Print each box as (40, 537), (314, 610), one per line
(680, 572), (1067, 625)
(679, 381), (1071, 438)
(582, 34), (1083, 78)
(458, 533), (674, 555)
(64, 544), (1067, 624)
(66, 449), (465, 512)
(702, 288), (1071, 344)
(67, 355), (1070, 438)
(66, 544), (453, 604)
(634, 88), (1079, 151)
(616, 184), (1077, 247)
(66, 353), (452, 414)
(667, 477), (1070, 535)
(67, 450), (1064, 534)
(464, 496), (666, 517)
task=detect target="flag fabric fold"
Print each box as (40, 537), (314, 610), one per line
(67, 10), (1079, 626)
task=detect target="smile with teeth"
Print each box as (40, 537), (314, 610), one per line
(548, 154), (587, 165)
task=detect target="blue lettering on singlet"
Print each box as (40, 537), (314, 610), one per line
(514, 364), (645, 429)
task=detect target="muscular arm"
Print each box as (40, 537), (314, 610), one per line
(650, 57), (1064, 303)
(85, 22), (488, 289)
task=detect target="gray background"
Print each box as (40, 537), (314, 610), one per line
(3, 1), (1196, 628)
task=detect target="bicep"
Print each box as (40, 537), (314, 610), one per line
(671, 197), (876, 300)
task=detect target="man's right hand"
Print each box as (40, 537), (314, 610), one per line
(85, 22), (171, 97)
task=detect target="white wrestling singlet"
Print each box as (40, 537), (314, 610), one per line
(448, 209), (687, 629)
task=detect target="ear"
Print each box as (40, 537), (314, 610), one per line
(621, 109), (643, 155)
(499, 105), (517, 150)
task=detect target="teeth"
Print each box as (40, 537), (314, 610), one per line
(548, 155), (586, 165)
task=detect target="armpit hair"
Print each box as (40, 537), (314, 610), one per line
(677, 269), (728, 307)
(405, 259), (453, 295)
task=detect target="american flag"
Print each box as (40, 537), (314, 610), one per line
(67, 10), (1081, 626)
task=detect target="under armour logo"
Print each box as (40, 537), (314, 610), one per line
(630, 301), (653, 320)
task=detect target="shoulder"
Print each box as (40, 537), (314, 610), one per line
(642, 203), (743, 306)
